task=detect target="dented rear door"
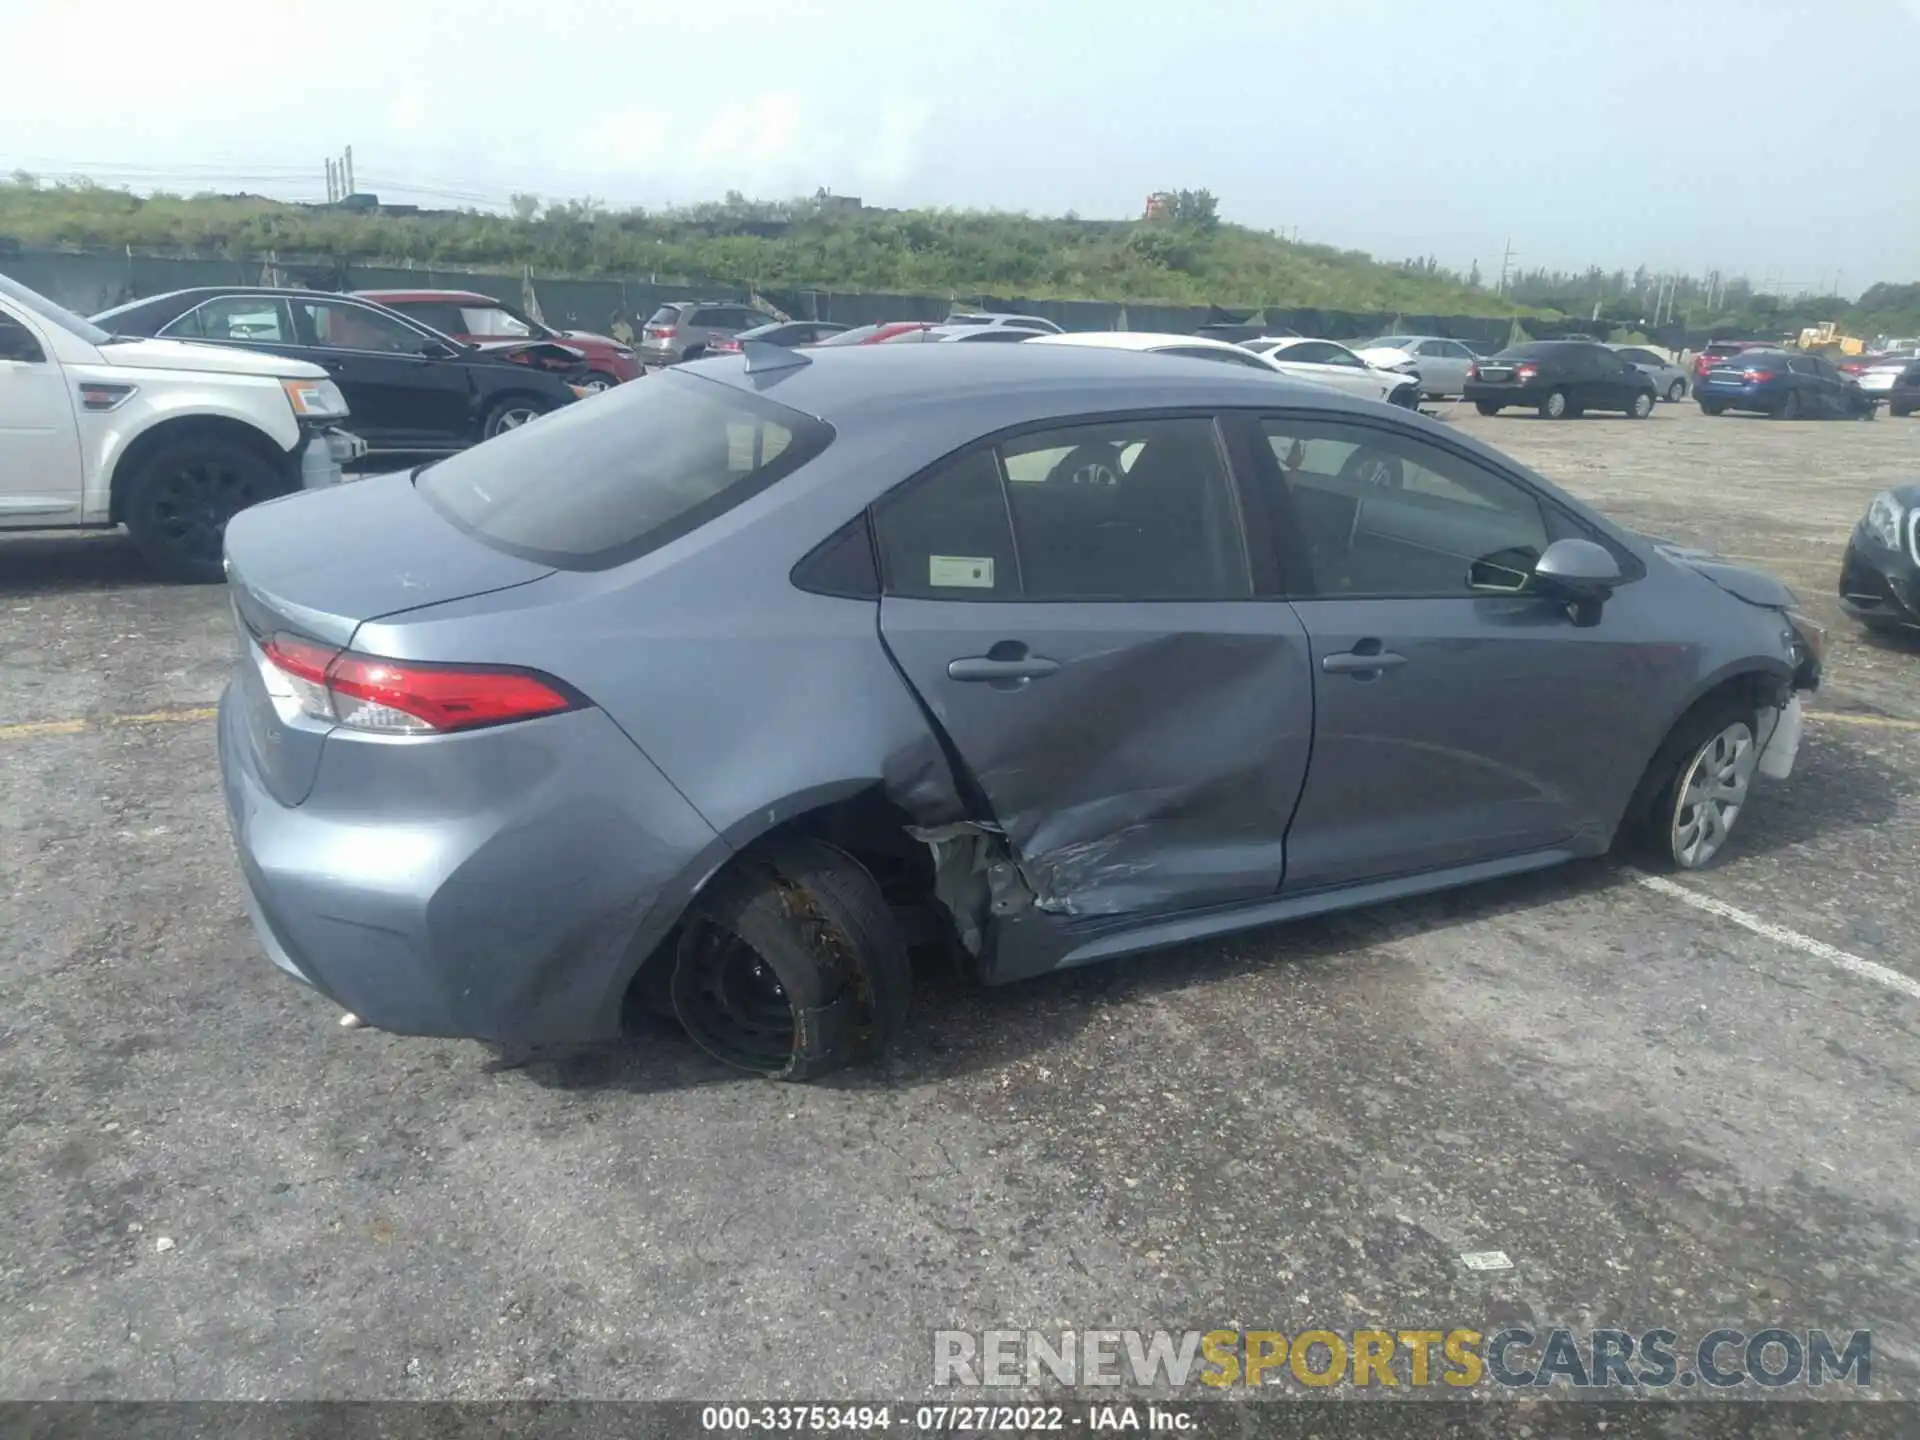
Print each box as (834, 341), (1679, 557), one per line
(877, 598), (1314, 920)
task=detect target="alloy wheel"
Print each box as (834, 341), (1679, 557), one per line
(493, 405), (540, 433)
(147, 454), (275, 568)
(1544, 390), (1568, 419)
(1670, 722), (1756, 868)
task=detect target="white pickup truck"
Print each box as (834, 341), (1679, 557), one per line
(0, 271), (364, 582)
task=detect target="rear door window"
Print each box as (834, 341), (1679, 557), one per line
(457, 304), (535, 337)
(416, 371), (833, 570)
(398, 302), (472, 337)
(162, 295), (294, 343)
(874, 416), (1251, 601)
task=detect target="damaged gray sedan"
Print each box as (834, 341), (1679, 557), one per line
(217, 341), (1824, 1079)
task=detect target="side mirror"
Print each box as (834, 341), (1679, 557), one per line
(1534, 537), (1624, 624)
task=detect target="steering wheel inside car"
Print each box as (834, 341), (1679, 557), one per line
(1045, 442), (1127, 487)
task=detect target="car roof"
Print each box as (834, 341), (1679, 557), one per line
(1027, 330), (1243, 354)
(90, 286), (407, 325)
(102, 286), (387, 306)
(1261, 336), (1349, 351)
(689, 338), (1349, 425)
(354, 289), (498, 305)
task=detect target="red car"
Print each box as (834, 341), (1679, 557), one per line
(353, 289), (642, 389)
(1691, 339), (1770, 383)
(810, 321), (937, 346)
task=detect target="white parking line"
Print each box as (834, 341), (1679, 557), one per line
(1637, 873), (1920, 1002)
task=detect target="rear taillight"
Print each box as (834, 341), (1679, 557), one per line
(1742, 369), (1776, 382)
(646, 326), (677, 339)
(1514, 363), (1538, 380)
(1467, 362), (1479, 379)
(261, 634), (579, 735)
(709, 337), (742, 353)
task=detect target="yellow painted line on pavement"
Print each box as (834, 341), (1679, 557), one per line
(0, 706), (217, 743)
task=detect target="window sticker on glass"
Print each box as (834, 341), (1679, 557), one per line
(929, 555), (996, 588)
(726, 423), (762, 472)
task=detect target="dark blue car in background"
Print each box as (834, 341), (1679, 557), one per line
(1695, 348), (1876, 420)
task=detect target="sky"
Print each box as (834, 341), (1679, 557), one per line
(4, 0), (1914, 295)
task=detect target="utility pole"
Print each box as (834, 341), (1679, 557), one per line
(344, 145), (355, 196)
(325, 159), (335, 202)
(1497, 238), (1515, 297)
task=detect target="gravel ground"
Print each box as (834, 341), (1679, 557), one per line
(2, 402), (1918, 1410)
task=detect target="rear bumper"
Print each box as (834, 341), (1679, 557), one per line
(217, 683), (728, 1043)
(1695, 382), (1783, 410)
(1462, 381), (1548, 404)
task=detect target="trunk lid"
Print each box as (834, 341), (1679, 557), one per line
(222, 470), (555, 806)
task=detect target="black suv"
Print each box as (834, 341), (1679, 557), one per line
(1464, 341), (1660, 420)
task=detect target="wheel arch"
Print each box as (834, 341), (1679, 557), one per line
(106, 412), (299, 525)
(610, 779), (949, 1032)
(1613, 661), (1794, 844)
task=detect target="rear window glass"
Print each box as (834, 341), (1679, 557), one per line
(647, 306), (681, 325)
(415, 371), (833, 570)
(813, 325), (880, 346)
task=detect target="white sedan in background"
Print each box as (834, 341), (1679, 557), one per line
(1351, 334), (1479, 398)
(1241, 336), (1422, 407)
(1028, 331), (1420, 408)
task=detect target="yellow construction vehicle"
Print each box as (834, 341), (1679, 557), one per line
(1797, 322), (1865, 354)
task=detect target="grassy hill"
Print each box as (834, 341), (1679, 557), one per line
(0, 179), (1531, 316)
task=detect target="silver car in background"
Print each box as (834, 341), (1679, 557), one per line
(1612, 344), (1690, 402)
(217, 342), (1824, 1082)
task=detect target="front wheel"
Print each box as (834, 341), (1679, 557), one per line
(1666, 379), (1687, 402)
(1539, 388), (1571, 420)
(482, 396), (551, 439)
(1627, 391), (1655, 419)
(1699, 400), (1727, 416)
(1387, 383), (1420, 410)
(1475, 401), (1502, 416)
(123, 434), (287, 583)
(576, 371), (620, 394)
(1629, 697), (1761, 871)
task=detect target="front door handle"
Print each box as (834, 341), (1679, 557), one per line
(1322, 644), (1407, 675)
(948, 655), (1061, 682)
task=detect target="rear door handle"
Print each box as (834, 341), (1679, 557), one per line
(948, 655), (1061, 682)
(1322, 646), (1407, 675)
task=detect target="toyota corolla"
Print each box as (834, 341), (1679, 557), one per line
(217, 342), (1823, 1080)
